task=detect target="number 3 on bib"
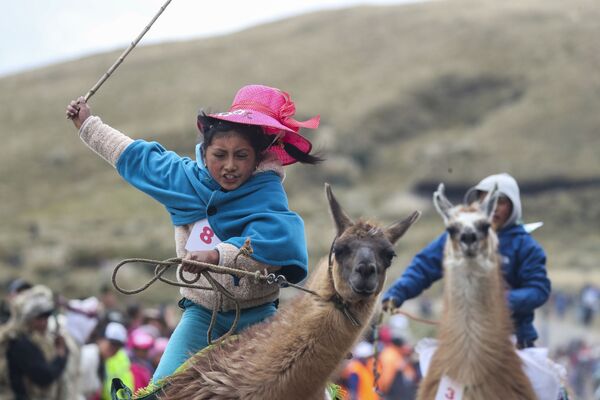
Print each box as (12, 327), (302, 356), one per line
(435, 376), (464, 400)
(186, 219), (222, 251)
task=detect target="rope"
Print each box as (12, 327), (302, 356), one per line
(392, 308), (439, 326)
(112, 254), (256, 345)
(111, 257), (274, 294)
(111, 249), (330, 345)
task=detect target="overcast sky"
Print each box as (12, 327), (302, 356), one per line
(0, 0), (424, 77)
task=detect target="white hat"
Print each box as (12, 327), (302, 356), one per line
(353, 341), (374, 358)
(104, 321), (127, 343)
(389, 314), (412, 342)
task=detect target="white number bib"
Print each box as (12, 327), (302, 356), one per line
(185, 218), (222, 251)
(435, 375), (464, 400)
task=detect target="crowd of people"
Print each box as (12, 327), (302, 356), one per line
(549, 286), (600, 327)
(0, 280), (173, 399)
(3, 278), (599, 399)
(553, 339), (600, 399)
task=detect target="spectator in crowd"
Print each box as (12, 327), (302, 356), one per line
(89, 285), (126, 345)
(128, 328), (155, 392)
(98, 322), (134, 400)
(580, 284), (599, 326)
(0, 285), (69, 399)
(342, 341), (380, 400)
(142, 308), (169, 338)
(377, 315), (418, 399)
(0, 279), (33, 325)
(551, 290), (571, 320)
(126, 303), (144, 334)
(99, 284), (119, 315)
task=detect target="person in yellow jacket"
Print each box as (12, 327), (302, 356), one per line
(99, 322), (134, 400)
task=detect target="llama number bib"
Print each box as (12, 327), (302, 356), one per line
(185, 218), (222, 251)
(435, 376), (464, 400)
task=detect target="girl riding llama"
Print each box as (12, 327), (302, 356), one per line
(66, 84), (322, 382)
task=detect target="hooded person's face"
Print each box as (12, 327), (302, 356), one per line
(479, 191), (513, 229)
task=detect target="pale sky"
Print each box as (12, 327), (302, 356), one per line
(0, 0), (424, 77)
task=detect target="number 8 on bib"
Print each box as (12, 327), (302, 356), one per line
(185, 219), (222, 251)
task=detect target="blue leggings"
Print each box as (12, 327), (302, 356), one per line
(152, 298), (277, 382)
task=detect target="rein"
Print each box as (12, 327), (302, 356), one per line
(112, 237), (362, 345)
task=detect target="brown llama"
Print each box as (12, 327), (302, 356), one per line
(416, 184), (536, 400)
(153, 184), (420, 400)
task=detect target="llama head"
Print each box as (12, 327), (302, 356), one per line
(433, 183), (499, 259)
(325, 183), (420, 303)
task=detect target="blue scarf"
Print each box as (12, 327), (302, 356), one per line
(116, 140), (308, 283)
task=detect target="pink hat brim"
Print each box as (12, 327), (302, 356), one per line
(207, 109), (296, 133)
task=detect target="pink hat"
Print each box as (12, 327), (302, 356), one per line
(130, 328), (155, 350)
(203, 85), (320, 166)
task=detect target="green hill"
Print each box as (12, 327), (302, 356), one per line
(1, 0), (599, 301)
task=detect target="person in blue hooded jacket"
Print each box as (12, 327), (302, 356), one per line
(383, 173), (551, 349)
(66, 84), (322, 381)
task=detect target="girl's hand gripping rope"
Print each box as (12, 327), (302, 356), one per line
(183, 250), (219, 274)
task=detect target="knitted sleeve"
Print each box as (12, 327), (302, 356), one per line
(78, 116), (134, 167)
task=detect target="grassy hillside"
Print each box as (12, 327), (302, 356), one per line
(1, 0), (599, 301)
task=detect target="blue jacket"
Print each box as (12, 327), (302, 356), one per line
(116, 140), (308, 283)
(383, 224), (550, 344)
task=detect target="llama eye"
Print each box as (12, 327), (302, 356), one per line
(382, 249), (396, 264)
(478, 222), (491, 233)
(333, 244), (349, 257)
(446, 225), (459, 236)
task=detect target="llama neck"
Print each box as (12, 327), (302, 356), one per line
(437, 248), (514, 382)
(443, 256), (503, 323)
(305, 258), (375, 342)
(274, 259), (376, 386)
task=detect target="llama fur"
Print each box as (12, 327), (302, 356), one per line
(417, 187), (536, 400)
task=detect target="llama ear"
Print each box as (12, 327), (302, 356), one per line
(481, 183), (500, 221)
(325, 183), (354, 236)
(385, 210), (421, 244)
(433, 183), (453, 223)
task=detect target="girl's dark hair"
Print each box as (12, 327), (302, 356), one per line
(197, 112), (323, 165)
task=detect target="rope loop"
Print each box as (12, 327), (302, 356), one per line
(110, 236), (375, 342)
